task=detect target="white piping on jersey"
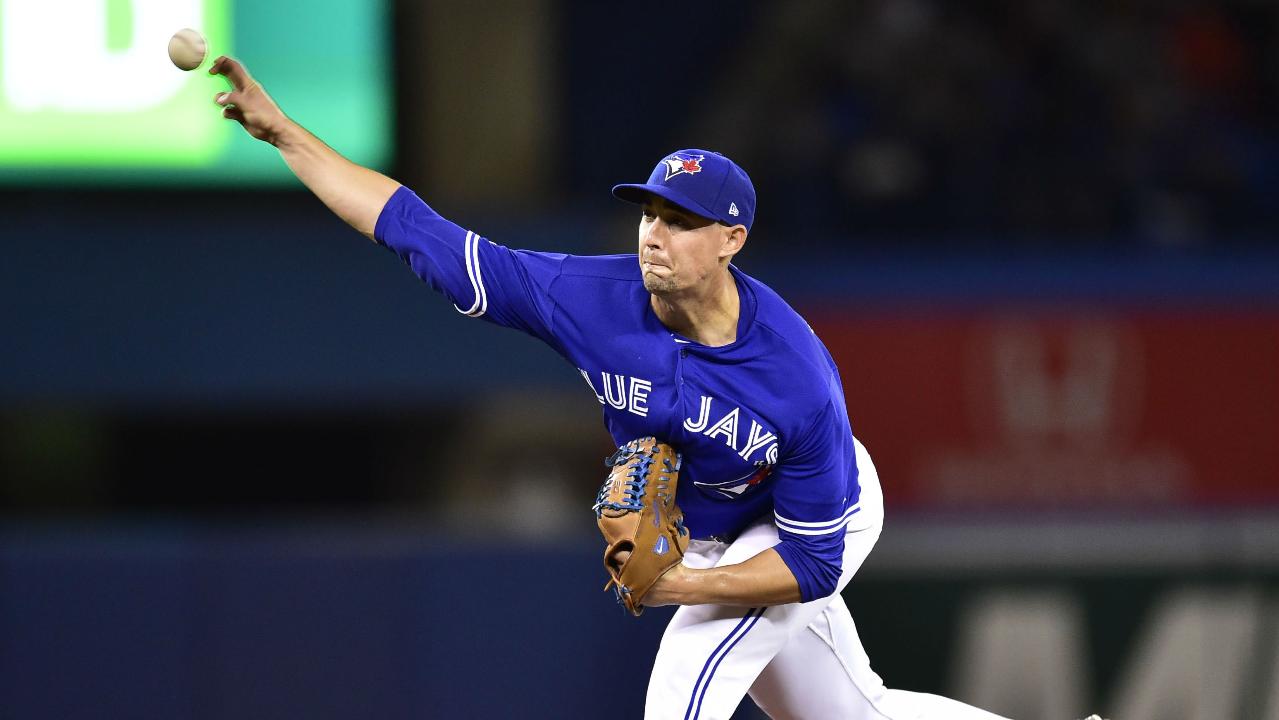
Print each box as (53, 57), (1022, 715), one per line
(774, 504), (862, 536)
(452, 231), (488, 318)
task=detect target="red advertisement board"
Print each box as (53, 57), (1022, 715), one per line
(808, 309), (1279, 511)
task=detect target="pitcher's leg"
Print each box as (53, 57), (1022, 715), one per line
(881, 691), (1012, 720)
(645, 524), (813, 720)
(748, 595), (899, 720)
(645, 521), (882, 720)
(644, 602), (783, 720)
(746, 594), (1013, 720)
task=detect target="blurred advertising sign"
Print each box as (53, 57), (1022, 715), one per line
(0, 0), (229, 165)
(811, 310), (1279, 511)
(0, 0), (390, 185)
(865, 579), (1279, 720)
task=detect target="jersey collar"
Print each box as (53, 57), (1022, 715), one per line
(661, 264), (758, 354)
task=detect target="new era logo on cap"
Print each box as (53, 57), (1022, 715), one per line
(611, 148), (757, 230)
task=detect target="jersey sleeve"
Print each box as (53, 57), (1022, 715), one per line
(769, 399), (860, 603)
(373, 185), (565, 348)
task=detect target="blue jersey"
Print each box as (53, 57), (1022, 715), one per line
(375, 187), (862, 602)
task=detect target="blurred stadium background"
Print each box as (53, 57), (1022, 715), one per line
(2, 1), (1278, 718)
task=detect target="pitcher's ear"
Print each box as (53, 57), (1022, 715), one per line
(719, 224), (747, 260)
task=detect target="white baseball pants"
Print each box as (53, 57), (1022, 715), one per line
(644, 439), (1010, 720)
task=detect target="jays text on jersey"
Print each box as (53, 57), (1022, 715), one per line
(374, 187), (862, 602)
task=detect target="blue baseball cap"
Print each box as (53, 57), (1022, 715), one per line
(612, 149), (756, 230)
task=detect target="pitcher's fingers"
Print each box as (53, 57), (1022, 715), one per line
(222, 106), (246, 124)
(207, 55), (230, 77)
(213, 90), (238, 107)
(208, 55), (253, 91)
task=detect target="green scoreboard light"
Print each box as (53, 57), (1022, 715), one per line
(0, 0), (392, 185)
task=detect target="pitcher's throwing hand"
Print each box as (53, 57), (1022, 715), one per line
(210, 56), (290, 145)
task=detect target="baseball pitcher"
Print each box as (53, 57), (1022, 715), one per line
(209, 55), (1017, 720)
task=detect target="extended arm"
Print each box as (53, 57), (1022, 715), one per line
(209, 56), (399, 240)
(207, 56), (563, 343)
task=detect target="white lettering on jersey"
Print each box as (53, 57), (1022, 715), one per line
(704, 406), (740, 449)
(683, 395), (778, 461)
(602, 372), (628, 410)
(579, 368), (605, 405)
(581, 369), (654, 418)
(628, 378), (652, 417)
(683, 396), (713, 432)
(738, 420), (777, 460)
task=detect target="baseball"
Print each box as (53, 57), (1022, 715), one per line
(167, 28), (207, 71)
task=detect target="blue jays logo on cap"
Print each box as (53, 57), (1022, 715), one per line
(612, 148), (757, 230)
(661, 154), (704, 181)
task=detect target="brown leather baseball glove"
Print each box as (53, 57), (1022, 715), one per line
(592, 437), (688, 616)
